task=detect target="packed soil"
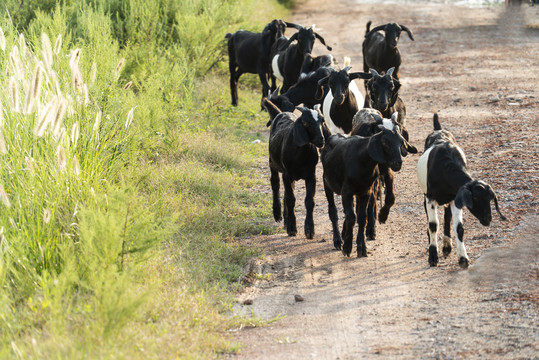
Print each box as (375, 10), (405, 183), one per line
(230, 1), (538, 359)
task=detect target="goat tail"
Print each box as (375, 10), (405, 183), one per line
(433, 112), (442, 131)
(365, 20), (372, 35)
(262, 98), (282, 127)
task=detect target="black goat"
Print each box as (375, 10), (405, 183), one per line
(351, 109), (418, 241)
(271, 24), (332, 93)
(315, 63), (372, 134)
(362, 21), (414, 79)
(226, 19), (298, 106)
(267, 66), (333, 113)
(364, 67), (408, 139)
(416, 114), (506, 268)
(264, 99), (329, 239)
(322, 115), (414, 257)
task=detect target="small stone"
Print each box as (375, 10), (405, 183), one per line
(453, 97), (461, 103)
(488, 95), (500, 103)
(251, 139), (261, 144)
(243, 299), (253, 305)
(294, 295), (304, 302)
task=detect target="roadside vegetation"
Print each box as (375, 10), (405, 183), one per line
(0, 0), (291, 357)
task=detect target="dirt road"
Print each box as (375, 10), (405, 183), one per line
(231, 1), (538, 358)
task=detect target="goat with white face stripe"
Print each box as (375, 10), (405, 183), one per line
(416, 114), (506, 268)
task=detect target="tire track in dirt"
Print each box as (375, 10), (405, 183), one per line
(230, 1), (538, 359)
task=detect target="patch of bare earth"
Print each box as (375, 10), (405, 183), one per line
(229, 1), (538, 359)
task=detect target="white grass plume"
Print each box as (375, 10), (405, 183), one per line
(0, 26), (5, 52)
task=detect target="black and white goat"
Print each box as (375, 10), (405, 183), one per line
(267, 65), (333, 113)
(264, 99), (329, 239)
(362, 21), (414, 79)
(226, 19), (298, 106)
(416, 114), (506, 268)
(351, 109), (418, 240)
(271, 24), (332, 93)
(322, 114), (414, 257)
(364, 67), (408, 139)
(315, 61), (372, 134)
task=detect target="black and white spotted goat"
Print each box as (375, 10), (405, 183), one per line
(271, 24), (333, 93)
(322, 112), (414, 257)
(416, 114), (506, 268)
(264, 99), (329, 239)
(315, 60), (372, 134)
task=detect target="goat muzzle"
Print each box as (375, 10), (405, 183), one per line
(389, 161), (402, 172)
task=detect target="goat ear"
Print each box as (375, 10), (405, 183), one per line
(400, 25), (415, 41)
(369, 68), (380, 77)
(314, 32), (332, 51)
(455, 185), (473, 210)
(386, 67), (395, 78)
(367, 133), (387, 164)
(293, 118), (310, 147)
(315, 76), (329, 100)
(285, 22), (302, 30)
(280, 33), (297, 50)
(491, 188), (507, 221)
(368, 24), (386, 35)
(350, 72), (373, 81)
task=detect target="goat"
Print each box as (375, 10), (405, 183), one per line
(271, 24), (332, 93)
(351, 109), (418, 241)
(364, 67), (408, 139)
(267, 65), (333, 114)
(226, 19), (298, 106)
(416, 114), (506, 268)
(362, 21), (414, 80)
(264, 99), (329, 239)
(300, 53), (334, 75)
(322, 114), (414, 257)
(315, 62), (372, 134)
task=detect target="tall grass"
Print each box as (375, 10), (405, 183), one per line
(0, 0), (287, 358)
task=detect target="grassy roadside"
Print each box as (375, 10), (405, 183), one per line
(0, 0), (292, 358)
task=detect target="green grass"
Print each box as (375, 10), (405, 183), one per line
(0, 0), (288, 358)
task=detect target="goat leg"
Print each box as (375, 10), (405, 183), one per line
(341, 194), (356, 257)
(443, 206), (452, 257)
(283, 173), (297, 237)
(378, 168), (395, 224)
(356, 195), (369, 257)
(270, 167), (282, 222)
(324, 180), (341, 250)
(304, 174), (316, 240)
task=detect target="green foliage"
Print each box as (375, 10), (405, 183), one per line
(0, 0), (287, 358)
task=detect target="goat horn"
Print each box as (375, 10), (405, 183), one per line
(386, 67), (395, 78)
(369, 68), (380, 77)
(400, 25), (415, 41)
(493, 192), (507, 221)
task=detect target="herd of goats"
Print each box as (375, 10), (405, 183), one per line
(224, 19), (506, 269)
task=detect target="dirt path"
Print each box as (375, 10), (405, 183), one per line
(231, 1), (538, 359)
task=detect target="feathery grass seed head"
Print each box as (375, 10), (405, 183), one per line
(115, 58), (125, 79)
(73, 156), (80, 177)
(56, 145), (67, 172)
(125, 107), (135, 129)
(71, 122), (79, 148)
(0, 131), (6, 154)
(25, 156), (36, 175)
(123, 81), (132, 90)
(90, 62), (97, 85)
(24, 63), (43, 114)
(43, 209), (52, 224)
(9, 76), (20, 112)
(0, 27), (5, 52)
(69, 48), (81, 67)
(0, 185), (11, 208)
(41, 33), (53, 72)
(54, 34), (62, 55)
(52, 97), (67, 138)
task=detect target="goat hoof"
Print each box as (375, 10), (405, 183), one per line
(357, 249), (367, 258)
(287, 230), (297, 237)
(305, 230), (314, 240)
(342, 249), (351, 257)
(442, 246), (452, 257)
(334, 242), (341, 250)
(458, 257), (469, 269)
(428, 246), (438, 267)
(378, 208), (390, 224)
